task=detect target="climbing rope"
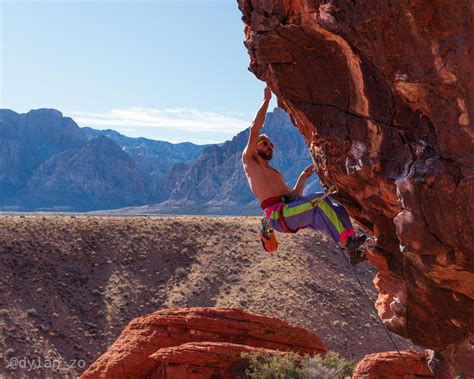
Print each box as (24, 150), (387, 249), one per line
(283, 80), (415, 376)
(314, 195), (415, 379)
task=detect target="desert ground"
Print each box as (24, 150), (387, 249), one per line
(0, 215), (419, 378)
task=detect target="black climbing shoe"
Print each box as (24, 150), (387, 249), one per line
(346, 235), (367, 254)
(346, 235), (367, 265)
(349, 248), (367, 265)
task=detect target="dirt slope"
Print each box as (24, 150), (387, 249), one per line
(0, 215), (418, 378)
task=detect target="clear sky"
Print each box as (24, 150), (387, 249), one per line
(0, 0), (278, 144)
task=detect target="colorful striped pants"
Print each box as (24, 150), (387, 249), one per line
(266, 193), (355, 242)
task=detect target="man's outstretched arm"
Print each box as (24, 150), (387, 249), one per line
(242, 86), (272, 162)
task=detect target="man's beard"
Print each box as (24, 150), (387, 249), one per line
(257, 150), (272, 160)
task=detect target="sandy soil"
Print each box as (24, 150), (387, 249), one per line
(0, 215), (419, 378)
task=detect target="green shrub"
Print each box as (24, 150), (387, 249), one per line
(240, 351), (355, 379)
(303, 352), (355, 378)
(241, 352), (304, 378)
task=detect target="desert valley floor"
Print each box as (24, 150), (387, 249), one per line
(0, 215), (419, 377)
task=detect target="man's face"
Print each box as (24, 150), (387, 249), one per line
(256, 138), (274, 160)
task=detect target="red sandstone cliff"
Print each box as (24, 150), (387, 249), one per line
(237, 1), (473, 377)
(80, 307), (326, 378)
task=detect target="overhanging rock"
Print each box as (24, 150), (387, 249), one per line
(237, 1), (474, 377)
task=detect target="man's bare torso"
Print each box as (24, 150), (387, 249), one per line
(243, 155), (292, 204)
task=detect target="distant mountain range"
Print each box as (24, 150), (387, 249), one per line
(0, 108), (321, 214)
(119, 107), (322, 215)
(81, 127), (207, 178)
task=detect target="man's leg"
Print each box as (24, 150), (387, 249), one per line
(281, 193), (355, 242)
(321, 198), (356, 242)
(318, 197), (367, 264)
(275, 193), (366, 264)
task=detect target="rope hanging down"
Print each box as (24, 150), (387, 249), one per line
(314, 191), (415, 379)
(288, 108), (413, 376)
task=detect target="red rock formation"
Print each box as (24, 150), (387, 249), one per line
(353, 351), (434, 379)
(81, 307), (326, 378)
(149, 342), (286, 378)
(237, 0), (473, 377)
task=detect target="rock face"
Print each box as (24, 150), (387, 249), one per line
(82, 127), (206, 179)
(0, 109), (153, 210)
(0, 109), (88, 198)
(81, 307), (326, 378)
(353, 351), (434, 379)
(18, 135), (150, 211)
(237, 0), (474, 376)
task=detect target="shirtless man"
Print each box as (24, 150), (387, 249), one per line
(242, 86), (366, 264)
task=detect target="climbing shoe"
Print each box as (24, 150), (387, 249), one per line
(349, 248), (367, 265)
(346, 235), (367, 265)
(346, 235), (367, 254)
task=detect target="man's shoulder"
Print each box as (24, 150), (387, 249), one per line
(242, 150), (258, 166)
(243, 155), (264, 177)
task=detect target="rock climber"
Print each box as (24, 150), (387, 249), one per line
(242, 86), (366, 264)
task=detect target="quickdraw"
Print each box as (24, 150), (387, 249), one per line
(309, 184), (338, 207)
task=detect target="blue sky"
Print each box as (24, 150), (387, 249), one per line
(0, 0), (278, 144)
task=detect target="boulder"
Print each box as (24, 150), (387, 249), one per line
(352, 351), (434, 379)
(81, 307), (326, 378)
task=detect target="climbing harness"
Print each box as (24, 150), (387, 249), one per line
(315, 203), (415, 379)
